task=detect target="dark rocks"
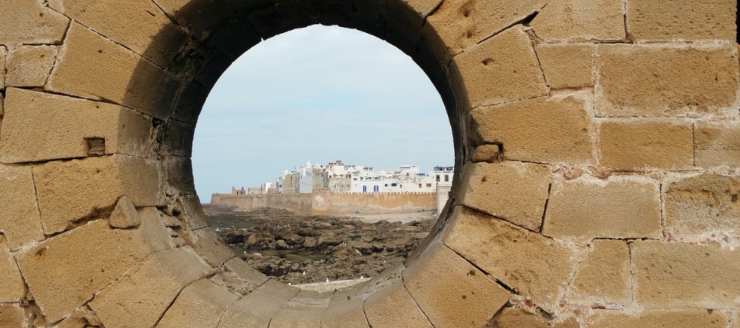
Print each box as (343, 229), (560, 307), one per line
(205, 207), (434, 285)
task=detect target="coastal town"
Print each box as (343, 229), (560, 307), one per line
(229, 160), (454, 195)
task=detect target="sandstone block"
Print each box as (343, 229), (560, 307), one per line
(364, 279), (433, 328)
(0, 164), (44, 250)
(569, 240), (630, 305)
(0, 0), (68, 45)
(531, 0), (625, 41)
(471, 144), (503, 163)
(109, 196), (141, 229)
(0, 88), (152, 163)
(161, 119), (195, 157)
(0, 47), (6, 90)
(486, 308), (549, 328)
(598, 120), (693, 171)
(536, 44), (594, 89)
(55, 307), (102, 328)
(452, 26), (548, 108)
(627, 0), (736, 41)
(443, 208), (572, 312)
(0, 304), (25, 327)
(404, 243), (510, 328)
(220, 258), (270, 295)
(633, 240), (740, 308)
(322, 302), (368, 328)
(472, 95), (593, 164)
(49, 0), (187, 67)
(400, 0), (441, 18)
(427, 0), (546, 54)
(91, 247), (211, 328)
(190, 228), (235, 266)
(459, 162), (551, 231)
(543, 177), (661, 240)
(137, 207), (181, 253)
(695, 122), (740, 168)
(665, 174), (740, 239)
(157, 279), (238, 328)
(596, 45), (737, 117)
(220, 280), (300, 328)
(5, 46), (57, 87)
(320, 281), (370, 328)
(589, 309), (728, 328)
(16, 220), (155, 322)
(47, 23), (178, 118)
(0, 241), (25, 302)
(33, 156), (161, 234)
(270, 290), (330, 328)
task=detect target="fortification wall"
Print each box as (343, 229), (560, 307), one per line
(211, 192), (437, 216)
(0, 0), (737, 327)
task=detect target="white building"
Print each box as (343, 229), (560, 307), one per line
(238, 161), (454, 195)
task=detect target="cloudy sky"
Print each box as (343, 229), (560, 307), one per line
(192, 25), (453, 200)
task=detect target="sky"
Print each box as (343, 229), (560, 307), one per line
(192, 25), (453, 200)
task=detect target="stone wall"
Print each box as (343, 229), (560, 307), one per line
(211, 192), (437, 216)
(0, 0), (737, 327)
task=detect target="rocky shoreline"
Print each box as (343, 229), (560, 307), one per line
(205, 206), (433, 285)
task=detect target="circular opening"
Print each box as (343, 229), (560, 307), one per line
(193, 25), (454, 289)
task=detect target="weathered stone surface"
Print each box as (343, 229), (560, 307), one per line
(161, 119), (195, 157)
(0, 164), (44, 249)
(220, 257), (270, 295)
(536, 44), (594, 89)
(633, 240), (740, 308)
(5, 46), (57, 87)
(452, 26), (548, 108)
(589, 309), (728, 328)
(426, 0), (546, 54)
(627, 0), (736, 41)
(459, 162), (551, 231)
(569, 240), (630, 305)
(33, 156), (160, 234)
(543, 177), (661, 240)
(16, 220), (155, 323)
(190, 228), (235, 266)
(472, 95), (593, 164)
(665, 174), (740, 239)
(553, 318), (580, 328)
(137, 207), (181, 252)
(401, 0), (441, 17)
(49, 0), (187, 67)
(321, 287), (369, 328)
(0, 0), (68, 45)
(0, 46), (7, 90)
(157, 279), (238, 328)
(0, 304), (25, 327)
(55, 306), (102, 328)
(471, 144), (503, 163)
(444, 208), (572, 312)
(695, 122), (740, 168)
(531, 0), (625, 41)
(271, 290), (331, 328)
(91, 247), (211, 328)
(47, 23), (178, 118)
(108, 196), (141, 229)
(220, 280), (300, 328)
(486, 308), (549, 328)
(598, 120), (693, 171)
(404, 243), (510, 328)
(365, 280), (433, 328)
(0, 241), (25, 302)
(0, 89), (152, 163)
(596, 45), (737, 117)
